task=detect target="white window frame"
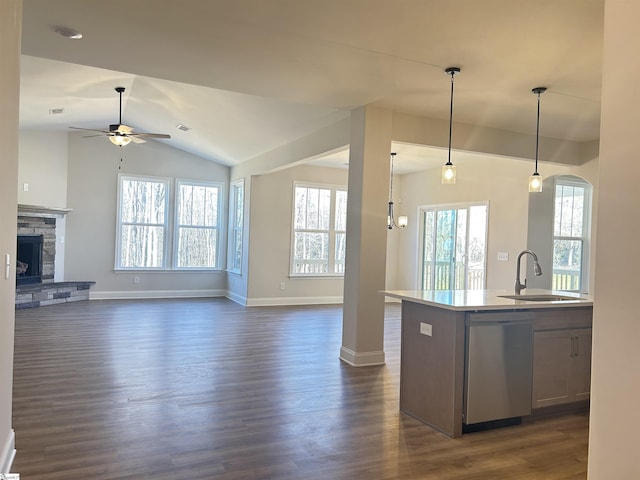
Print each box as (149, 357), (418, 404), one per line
(227, 179), (244, 274)
(290, 182), (347, 277)
(552, 177), (592, 292)
(115, 173), (171, 270)
(173, 179), (224, 270)
(417, 201), (489, 290)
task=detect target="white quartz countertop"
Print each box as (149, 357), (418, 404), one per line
(382, 289), (593, 311)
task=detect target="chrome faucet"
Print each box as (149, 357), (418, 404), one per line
(515, 249), (543, 295)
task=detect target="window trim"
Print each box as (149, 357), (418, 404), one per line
(290, 182), (347, 277)
(552, 177), (592, 292)
(115, 173), (171, 270)
(115, 173), (226, 272)
(417, 201), (489, 291)
(173, 178), (224, 271)
(227, 178), (245, 274)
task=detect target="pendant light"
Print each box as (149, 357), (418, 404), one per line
(529, 87), (547, 193)
(442, 66), (460, 184)
(387, 152), (408, 229)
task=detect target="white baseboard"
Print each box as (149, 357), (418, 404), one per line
(245, 296), (343, 307)
(88, 290), (344, 307)
(90, 289), (226, 300)
(225, 291), (247, 306)
(0, 429), (16, 473)
(339, 346), (385, 366)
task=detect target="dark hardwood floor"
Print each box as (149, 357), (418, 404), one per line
(12, 298), (588, 479)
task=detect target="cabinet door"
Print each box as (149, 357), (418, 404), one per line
(571, 330), (592, 401)
(532, 330), (573, 408)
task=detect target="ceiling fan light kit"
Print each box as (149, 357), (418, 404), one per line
(70, 87), (171, 147)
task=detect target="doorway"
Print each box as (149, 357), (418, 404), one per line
(419, 202), (488, 290)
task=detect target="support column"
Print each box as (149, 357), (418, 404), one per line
(340, 106), (392, 366)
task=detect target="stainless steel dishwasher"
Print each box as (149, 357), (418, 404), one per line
(464, 311), (534, 425)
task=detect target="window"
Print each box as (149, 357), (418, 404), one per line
(117, 175), (170, 269)
(116, 174), (223, 270)
(420, 202), (488, 290)
(228, 179), (244, 273)
(291, 184), (347, 276)
(175, 180), (222, 269)
(552, 179), (590, 291)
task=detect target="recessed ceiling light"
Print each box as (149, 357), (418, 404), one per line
(49, 108), (65, 115)
(176, 124), (191, 132)
(53, 26), (83, 39)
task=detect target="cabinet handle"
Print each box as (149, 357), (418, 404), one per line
(575, 336), (579, 357)
(570, 336), (576, 357)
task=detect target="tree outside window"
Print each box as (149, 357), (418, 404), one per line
(292, 184), (347, 276)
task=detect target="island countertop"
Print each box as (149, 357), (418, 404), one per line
(382, 288), (593, 311)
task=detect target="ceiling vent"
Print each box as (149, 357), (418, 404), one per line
(176, 124), (191, 132)
(49, 108), (65, 115)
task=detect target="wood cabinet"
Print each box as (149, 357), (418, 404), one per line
(532, 327), (592, 408)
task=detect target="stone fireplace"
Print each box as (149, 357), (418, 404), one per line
(16, 204), (94, 308)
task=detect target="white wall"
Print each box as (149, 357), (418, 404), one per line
(18, 131), (68, 207)
(64, 131), (230, 298)
(18, 131), (70, 281)
(246, 164), (348, 305)
(388, 154), (598, 292)
(588, 0), (640, 477)
(0, 0), (20, 471)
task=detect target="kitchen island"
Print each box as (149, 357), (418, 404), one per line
(383, 289), (593, 438)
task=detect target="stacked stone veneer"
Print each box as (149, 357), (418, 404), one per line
(17, 215), (56, 283)
(16, 207), (95, 308)
(16, 281), (95, 309)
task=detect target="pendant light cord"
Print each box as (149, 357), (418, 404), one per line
(535, 90), (541, 174)
(447, 70), (455, 166)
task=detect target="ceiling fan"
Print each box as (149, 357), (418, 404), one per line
(70, 86), (171, 146)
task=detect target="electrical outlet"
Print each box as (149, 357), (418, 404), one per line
(133, 276), (141, 285)
(23, 183), (29, 192)
(497, 252), (509, 261)
(279, 281), (286, 290)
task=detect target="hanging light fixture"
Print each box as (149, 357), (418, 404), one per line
(529, 87), (547, 193)
(108, 133), (132, 147)
(442, 66), (460, 184)
(388, 152), (408, 229)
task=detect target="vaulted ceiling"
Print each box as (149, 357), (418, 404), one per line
(20, 0), (604, 171)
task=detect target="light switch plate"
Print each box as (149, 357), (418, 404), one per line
(497, 251), (509, 261)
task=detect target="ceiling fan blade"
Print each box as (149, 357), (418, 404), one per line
(82, 134), (109, 138)
(129, 136), (146, 144)
(70, 126), (111, 134)
(131, 133), (171, 139)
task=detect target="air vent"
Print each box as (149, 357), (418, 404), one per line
(176, 124), (191, 132)
(49, 108), (65, 115)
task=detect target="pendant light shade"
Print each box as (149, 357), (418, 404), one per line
(442, 66), (460, 184)
(387, 152), (408, 229)
(529, 87), (547, 193)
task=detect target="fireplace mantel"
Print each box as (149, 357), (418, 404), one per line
(18, 204), (72, 218)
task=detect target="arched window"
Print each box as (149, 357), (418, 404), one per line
(527, 175), (592, 293)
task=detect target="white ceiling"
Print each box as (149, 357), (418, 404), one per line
(19, 0), (604, 172)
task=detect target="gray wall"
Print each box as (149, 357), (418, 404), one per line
(64, 131), (230, 298)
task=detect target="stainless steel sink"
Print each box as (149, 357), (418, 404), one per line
(498, 294), (579, 302)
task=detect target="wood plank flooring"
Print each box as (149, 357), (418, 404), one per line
(12, 298), (589, 479)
